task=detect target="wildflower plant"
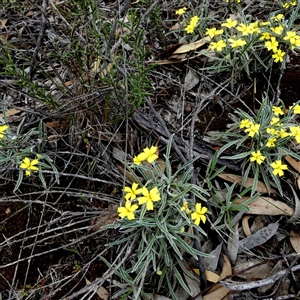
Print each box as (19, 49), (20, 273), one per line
(174, 2), (300, 82)
(213, 95), (300, 195)
(103, 136), (211, 299)
(0, 111), (59, 191)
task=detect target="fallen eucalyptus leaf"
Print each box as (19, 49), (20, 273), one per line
(236, 197), (294, 216)
(238, 223), (279, 253)
(203, 243), (222, 271)
(203, 286), (231, 300)
(233, 260), (273, 280)
(227, 223), (239, 266)
(184, 69), (199, 91)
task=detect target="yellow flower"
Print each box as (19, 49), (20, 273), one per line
(209, 40), (226, 52)
(175, 7), (187, 15)
(249, 21), (261, 34)
(190, 16), (200, 25)
(117, 201), (139, 220)
(205, 27), (224, 38)
(138, 186), (161, 210)
(290, 126), (300, 143)
(282, 1), (297, 8)
(259, 32), (271, 41)
(0, 124), (8, 139)
(270, 117), (281, 125)
(181, 201), (192, 214)
(291, 103), (300, 114)
(250, 150), (266, 164)
(142, 146), (158, 163)
(266, 137), (277, 148)
(284, 31), (297, 43)
(133, 152), (147, 165)
(276, 128), (289, 138)
(20, 157), (39, 176)
(270, 25), (284, 35)
(124, 183), (142, 201)
(271, 160), (288, 177)
(185, 23), (196, 34)
(266, 127), (278, 135)
(228, 38), (247, 49)
(245, 123), (260, 137)
(291, 36), (300, 49)
(272, 106), (284, 116)
(272, 49), (286, 63)
(265, 37), (278, 52)
(236, 23), (254, 36)
(221, 18), (238, 29)
(240, 119), (253, 129)
(272, 14), (284, 21)
(191, 203), (208, 226)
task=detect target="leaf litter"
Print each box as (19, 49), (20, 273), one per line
(1, 0), (300, 299)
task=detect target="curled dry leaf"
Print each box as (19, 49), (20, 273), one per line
(218, 173), (277, 194)
(236, 197), (294, 216)
(242, 216), (254, 237)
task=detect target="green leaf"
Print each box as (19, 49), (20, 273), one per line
(131, 231), (158, 273)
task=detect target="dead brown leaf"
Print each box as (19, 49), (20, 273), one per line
(285, 155), (300, 172)
(85, 278), (110, 300)
(0, 19), (8, 28)
(233, 260), (273, 280)
(218, 173), (276, 194)
(236, 197), (294, 215)
(203, 286), (231, 300)
(0, 108), (20, 118)
(205, 253), (232, 297)
(193, 269), (220, 283)
(91, 204), (119, 231)
(238, 223), (279, 253)
(290, 230), (300, 253)
(172, 37), (211, 54)
(242, 216), (254, 237)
